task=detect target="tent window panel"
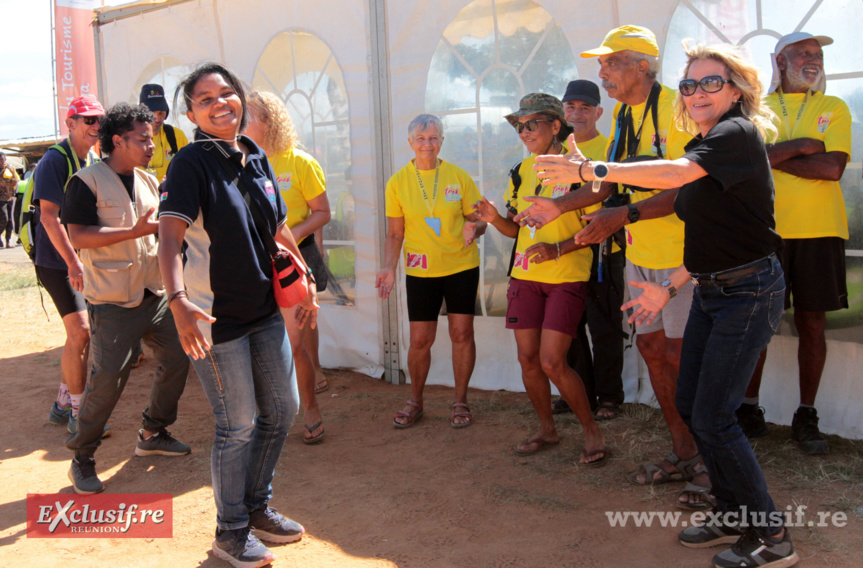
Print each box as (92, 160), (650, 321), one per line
(254, 30), (355, 306)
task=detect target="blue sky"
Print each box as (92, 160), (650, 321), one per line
(0, 0), (56, 140)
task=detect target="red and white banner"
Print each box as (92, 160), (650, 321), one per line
(54, 0), (104, 136)
(27, 493), (173, 538)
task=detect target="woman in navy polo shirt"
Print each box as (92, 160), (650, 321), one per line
(157, 63), (318, 568)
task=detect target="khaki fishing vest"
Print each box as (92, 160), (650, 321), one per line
(74, 161), (163, 308)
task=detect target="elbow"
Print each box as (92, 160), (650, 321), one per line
(826, 165), (846, 182)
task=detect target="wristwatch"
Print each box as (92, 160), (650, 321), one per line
(592, 161), (609, 193)
(627, 203), (640, 224)
(660, 279), (678, 299)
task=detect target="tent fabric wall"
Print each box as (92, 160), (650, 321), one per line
(96, 0), (863, 439)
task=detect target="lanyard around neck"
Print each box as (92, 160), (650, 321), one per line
(414, 159), (440, 215)
(776, 88), (811, 141)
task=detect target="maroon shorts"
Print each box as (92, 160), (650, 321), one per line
(505, 278), (587, 338)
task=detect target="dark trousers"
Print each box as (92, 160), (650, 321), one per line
(0, 199), (13, 242)
(67, 293), (189, 455)
(568, 247), (626, 410)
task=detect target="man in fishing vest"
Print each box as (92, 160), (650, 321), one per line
(738, 32), (851, 455)
(62, 102), (191, 494)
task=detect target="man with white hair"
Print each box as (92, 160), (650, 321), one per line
(737, 32), (851, 455)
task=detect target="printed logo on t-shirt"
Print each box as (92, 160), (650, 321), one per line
(444, 185), (462, 202)
(625, 227), (633, 245)
(651, 131), (668, 155)
(551, 184), (569, 198)
(406, 252), (428, 270)
(817, 113), (833, 134)
(264, 180), (276, 204)
(277, 173), (293, 193)
(513, 251), (530, 272)
(160, 192), (168, 201)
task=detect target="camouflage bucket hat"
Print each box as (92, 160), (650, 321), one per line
(504, 93), (572, 139)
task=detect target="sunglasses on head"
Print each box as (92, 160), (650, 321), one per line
(73, 115), (99, 125)
(513, 118), (551, 134)
(679, 76), (734, 96)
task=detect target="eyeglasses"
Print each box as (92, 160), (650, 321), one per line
(678, 76), (734, 96)
(72, 116), (99, 125)
(513, 118), (551, 134)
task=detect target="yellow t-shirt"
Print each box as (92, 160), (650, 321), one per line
(148, 125), (188, 182)
(504, 154), (592, 284)
(606, 84), (690, 269)
(269, 147), (327, 244)
(575, 133), (623, 256)
(385, 159), (481, 277)
(764, 90), (851, 239)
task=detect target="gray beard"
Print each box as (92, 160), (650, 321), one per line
(785, 65), (823, 91)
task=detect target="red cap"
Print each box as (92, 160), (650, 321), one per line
(66, 95), (105, 119)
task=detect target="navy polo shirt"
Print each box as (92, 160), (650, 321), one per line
(159, 133), (288, 344)
(32, 139), (92, 269)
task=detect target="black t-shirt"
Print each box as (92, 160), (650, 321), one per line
(674, 108), (782, 273)
(61, 170), (135, 226)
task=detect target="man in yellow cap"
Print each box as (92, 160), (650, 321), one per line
(514, 25), (709, 509)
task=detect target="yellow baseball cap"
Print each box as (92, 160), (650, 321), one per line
(581, 25), (659, 58)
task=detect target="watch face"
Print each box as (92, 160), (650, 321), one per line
(594, 163), (609, 178)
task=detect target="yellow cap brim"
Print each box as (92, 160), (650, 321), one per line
(580, 46), (615, 58)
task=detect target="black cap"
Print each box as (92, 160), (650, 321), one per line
(562, 80), (601, 107)
(139, 83), (169, 118)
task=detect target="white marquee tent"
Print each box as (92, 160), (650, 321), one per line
(94, 0), (863, 438)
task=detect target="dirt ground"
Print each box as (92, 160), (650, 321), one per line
(1, 248), (862, 568)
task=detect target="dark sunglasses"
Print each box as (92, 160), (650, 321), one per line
(513, 118), (551, 134)
(73, 115), (99, 125)
(679, 76), (734, 96)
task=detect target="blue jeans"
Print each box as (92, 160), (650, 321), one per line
(675, 255), (785, 535)
(191, 311), (299, 530)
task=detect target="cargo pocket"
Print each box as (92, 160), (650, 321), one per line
(90, 260), (133, 304)
(96, 200), (125, 227)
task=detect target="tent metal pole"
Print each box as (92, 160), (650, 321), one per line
(369, 0), (403, 385)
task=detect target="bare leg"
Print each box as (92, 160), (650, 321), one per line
(394, 321), (437, 425)
(745, 350), (768, 398)
(303, 325), (328, 393)
(634, 331), (703, 484)
(280, 306), (322, 440)
(448, 313), (475, 425)
(514, 328), (559, 450)
(61, 310), (90, 395)
(795, 309), (826, 407)
(539, 329), (605, 463)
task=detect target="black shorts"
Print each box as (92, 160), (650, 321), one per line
(35, 265), (87, 318)
(405, 267), (479, 322)
(299, 234), (328, 293)
(780, 237), (847, 312)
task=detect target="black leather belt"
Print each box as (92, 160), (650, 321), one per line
(690, 253), (776, 287)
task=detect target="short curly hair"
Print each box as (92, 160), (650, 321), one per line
(98, 102), (154, 155)
(247, 91), (299, 155)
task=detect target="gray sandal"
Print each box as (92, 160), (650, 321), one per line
(629, 451), (703, 486)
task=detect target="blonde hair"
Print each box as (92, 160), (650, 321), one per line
(674, 41), (778, 142)
(247, 91), (299, 154)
